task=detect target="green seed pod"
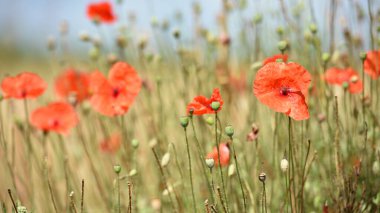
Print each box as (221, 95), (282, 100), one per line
(309, 23), (318, 34)
(277, 40), (288, 52)
(211, 101), (220, 111)
(114, 165), (121, 174)
(205, 158), (215, 169)
(225, 125), (234, 137)
(360, 52), (367, 61)
(131, 139), (139, 149)
(205, 116), (214, 126)
(180, 116), (189, 128)
(322, 52), (330, 63)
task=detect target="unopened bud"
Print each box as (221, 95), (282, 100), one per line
(225, 125), (234, 137)
(211, 101), (220, 111)
(360, 52), (367, 61)
(309, 23), (318, 34)
(131, 139), (139, 149)
(205, 116), (214, 126)
(322, 53), (330, 63)
(205, 158), (215, 169)
(277, 40), (288, 52)
(259, 172), (266, 182)
(114, 165), (121, 174)
(180, 116), (189, 128)
(280, 158), (289, 172)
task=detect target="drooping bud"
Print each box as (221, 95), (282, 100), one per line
(259, 172), (266, 182)
(205, 158), (215, 169)
(277, 40), (288, 52)
(114, 165), (121, 174)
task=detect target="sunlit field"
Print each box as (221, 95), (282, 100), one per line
(1, 0), (380, 212)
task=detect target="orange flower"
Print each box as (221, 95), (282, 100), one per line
(99, 133), (121, 153)
(263, 54), (288, 66)
(186, 88), (224, 115)
(206, 143), (230, 167)
(1, 72), (47, 99)
(87, 1), (116, 24)
(364, 50), (380, 79)
(54, 69), (91, 104)
(90, 62), (142, 116)
(30, 102), (78, 135)
(253, 61), (311, 120)
(325, 67), (363, 94)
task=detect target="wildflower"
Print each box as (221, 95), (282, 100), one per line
(90, 62), (142, 116)
(253, 61), (311, 120)
(325, 67), (363, 94)
(280, 158), (289, 172)
(30, 102), (78, 135)
(100, 133), (121, 153)
(363, 50), (380, 79)
(87, 1), (116, 24)
(186, 88), (224, 115)
(206, 143), (230, 167)
(1, 72), (47, 99)
(263, 54), (288, 65)
(54, 69), (91, 104)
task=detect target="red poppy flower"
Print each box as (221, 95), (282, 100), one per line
(87, 1), (116, 24)
(1, 72), (47, 99)
(90, 62), (142, 116)
(363, 50), (380, 79)
(54, 69), (91, 104)
(30, 102), (78, 135)
(325, 67), (363, 94)
(263, 54), (288, 66)
(253, 61), (311, 120)
(100, 133), (121, 153)
(186, 88), (224, 115)
(206, 143), (230, 167)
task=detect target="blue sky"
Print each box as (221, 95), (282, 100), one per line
(0, 0), (376, 55)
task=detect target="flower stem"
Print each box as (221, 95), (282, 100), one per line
(229, 137), (246, 212)
(214, 112), (229, 212)
(184, 127), (197, 212)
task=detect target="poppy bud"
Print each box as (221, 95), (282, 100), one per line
(228, 164), (235, 176)
(309, 23), (318, 34)
(219, 32), (231, 46)
(205, 158), (215, 169)
(131, 139), (139, 149)
(211, 101), (220, 111)
(280, 158), (289, 172)
(161, 19), (169, 31)
(114, 165), (121, 174)
(253, 14), (262, 24)
(192, 2), (201, 15)
(116, 35), (127, 48)
(17, 206), (28, 213)
(161, 152), (171, 167)
(205, 116), (214, 126)
(150, 16), (159, 27)
(47, 36), (56, 51)
(342, 82), (349, 90)
(79, 31), (90, 42)
(180, 116), (189, 128)
(107, 53), (118, 65)
(277, 40), (288, 52)
(225, 125), (234, 137)
(304, 31), (313, 43)
(88, 47), (100, 61)
(92, 36), (102, 48)
(350, 75), (359, 83)
(172, 28), (181, 39)
(276, 26), (284, 36)
(149, 138), (157, 148)
(322, 53), (330, 63)
(360, 52), (367, 61)
(259, 172), (266, 182)
(138, 36), (148, 50)
(129, 169), (137, 177)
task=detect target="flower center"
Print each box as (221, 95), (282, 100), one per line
(112, 88), (120, 98)
(280, 87), (290, 96)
